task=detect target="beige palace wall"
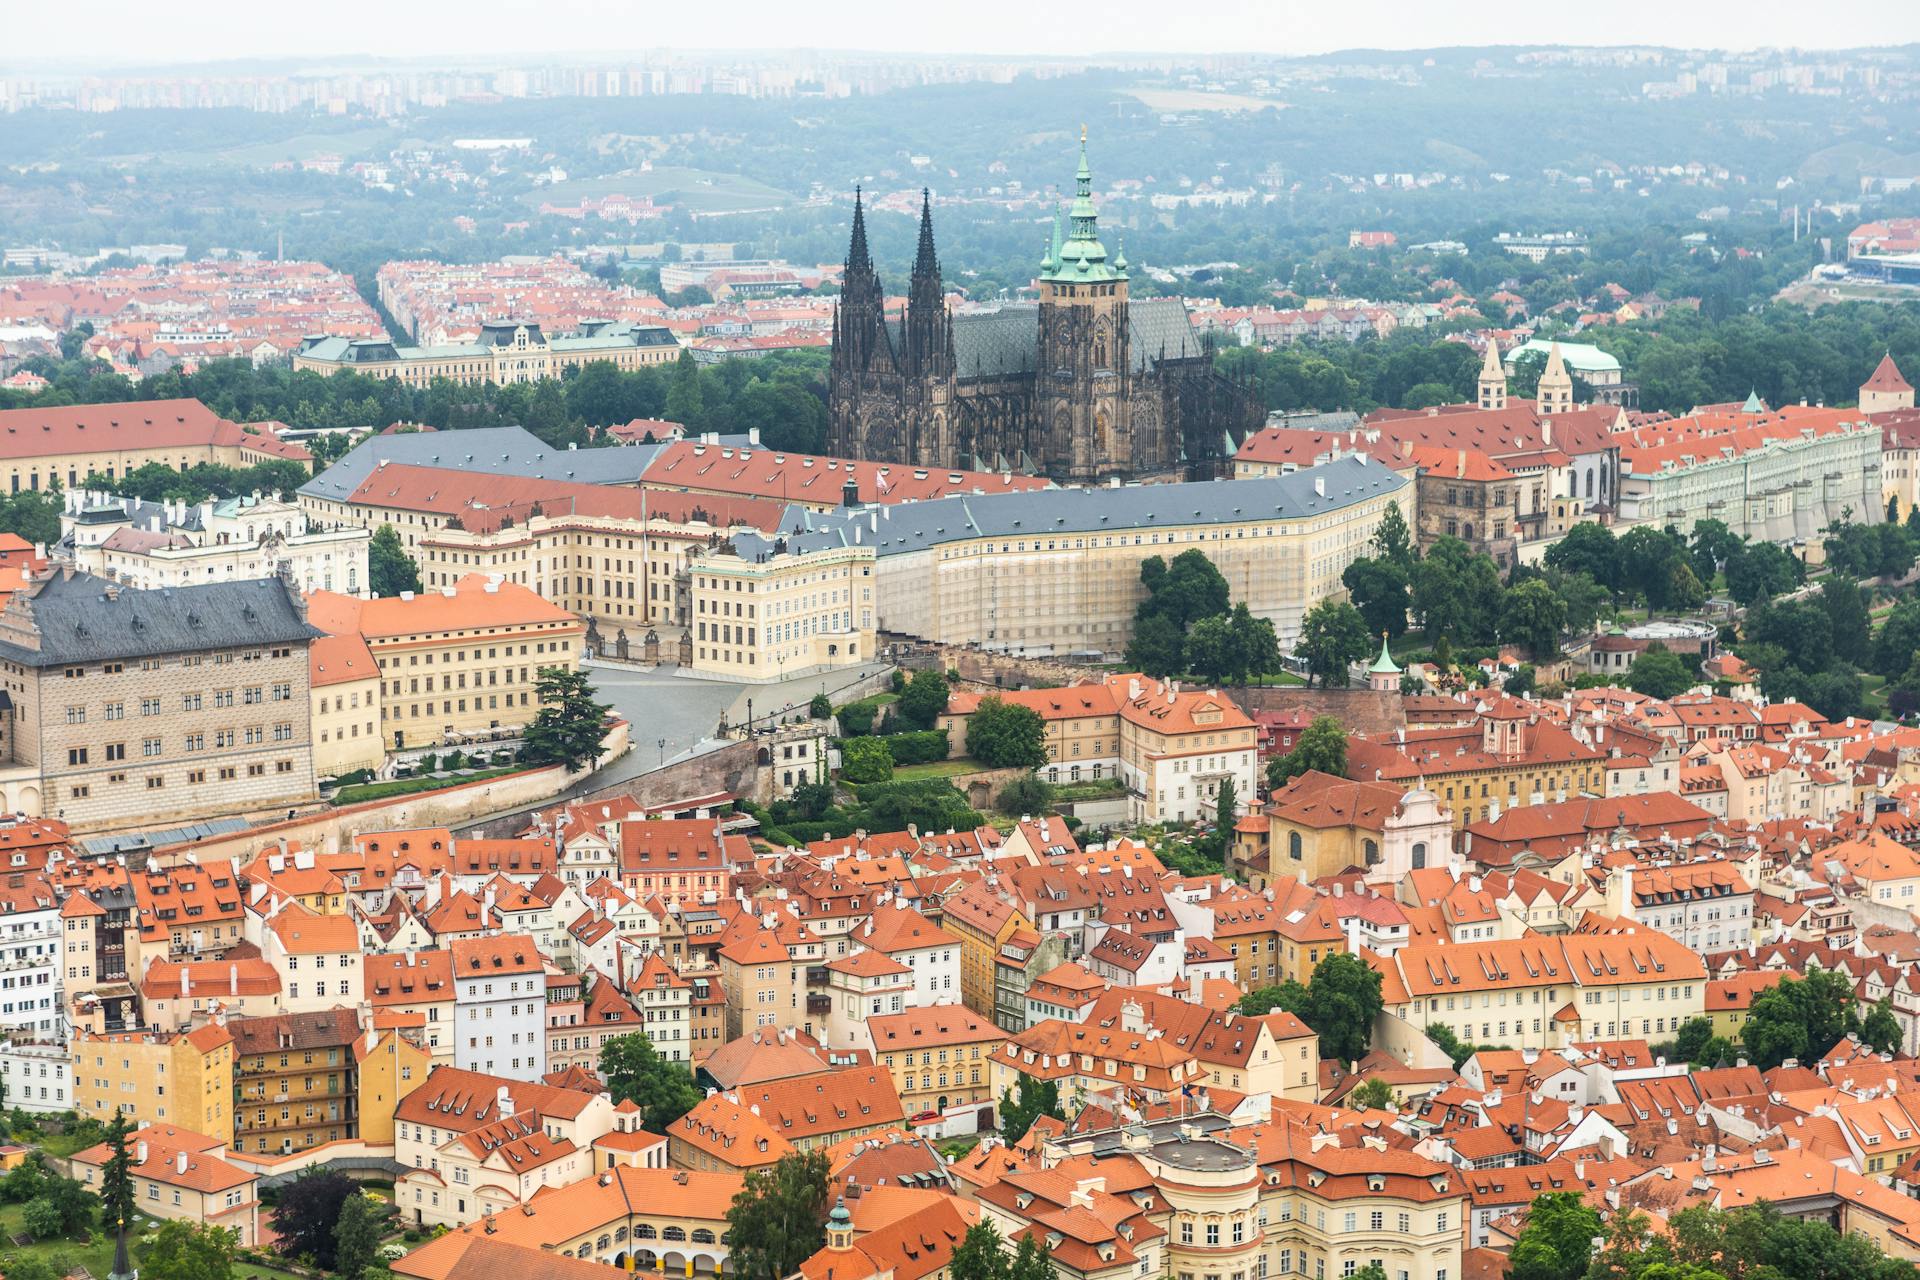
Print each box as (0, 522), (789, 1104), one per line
(874, 485), (1411, 657)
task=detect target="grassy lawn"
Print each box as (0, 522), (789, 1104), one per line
(891, 758), (981, 780)
(32, 1130), (100, 1160)
(0, 1201), (118, 1279)
(1861, 672), (1890, 716)
(333, 767), (515, 806)
(1052, 777), (1127, 802)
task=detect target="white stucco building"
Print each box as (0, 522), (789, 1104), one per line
(451, 934), (547, 1081)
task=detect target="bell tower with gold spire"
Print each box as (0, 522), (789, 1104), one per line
(1037, 126), (1132, 481)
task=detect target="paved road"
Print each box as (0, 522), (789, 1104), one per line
(574, 659), (893, 791)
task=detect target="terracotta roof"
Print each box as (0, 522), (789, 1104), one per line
(72, 1124), (253, 1194)
(450, 933), (543, 977)
(395, 1065), (603, 1129)
(0, 397), (251, 462)
(306, 573), (581, 641)
(310, 631), (380, 687)
(865, 1005), (1007, 1052)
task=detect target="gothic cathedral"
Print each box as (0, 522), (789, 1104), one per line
(826, 133), (1263, 483)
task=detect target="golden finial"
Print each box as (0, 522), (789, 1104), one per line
(1080, 123), (1087, 144)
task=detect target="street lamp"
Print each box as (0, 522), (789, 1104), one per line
(658, 737), (667, 768)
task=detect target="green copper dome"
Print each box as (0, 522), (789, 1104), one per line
(1368, 632), (1402, 675)
(1040, 127), (1127, 285)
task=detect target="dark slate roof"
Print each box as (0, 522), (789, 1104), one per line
(1127, 296), (1206, 369)
(299, 426), (670, 503)
(733, 455), (1408, 561)
(0, 572), (321, 667)
(952, 309), (1040, 379)
(946, 296), (1205, 381)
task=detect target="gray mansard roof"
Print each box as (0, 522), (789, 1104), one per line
(0, 572), (321, 667)
(299, 426), (670, 503)
(732, 454), (1407, 560)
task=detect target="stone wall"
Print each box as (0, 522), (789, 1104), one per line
(147, 721), (630, 864)
(458, 736), (764, 839)
(1234, 686), (1406, 737)
(889, 637), (1097, 692)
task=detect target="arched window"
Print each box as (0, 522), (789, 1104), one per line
(692, 1230), (716, 1244)
(663, 1227), (687, 1242)
(636, 1225), (657, 1240)
(1288, 832), (1303, 861)
(1363, 839), (1380, 866)
(1411, 842), (1427, 870)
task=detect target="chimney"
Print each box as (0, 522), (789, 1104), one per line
(136, 1140), (148, 1163)
(176, 1150), (188, 1175)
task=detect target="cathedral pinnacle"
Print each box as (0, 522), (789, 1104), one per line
(847, 185), (873, 274)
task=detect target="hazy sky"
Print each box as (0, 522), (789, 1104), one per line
(9, 0), (1920, 66)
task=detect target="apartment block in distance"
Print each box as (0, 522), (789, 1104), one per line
(294, 319), (679, 387)
(0, 570), (320, 829)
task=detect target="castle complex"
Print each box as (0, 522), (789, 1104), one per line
(826, 133), (1263, 482)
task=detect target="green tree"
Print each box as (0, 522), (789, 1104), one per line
(1009, 1234), (1054, 1280)
(808, 692), (832, 719)
(1688, 518), (1742, 584)
(1508, 1192), (1603, 1280)
(1342, 557), (1411, 641)
(997, 774), (1054, 818)
(0, 491), (63, 546)
(724, 1149), (831, 1280)
(1672, 1017), (1715, 1065)
(367, 524), (420, 598)
(1124, 613), (1186, 678)
(132, 1222), (241, 1280)
(1137, 549), (1231, 631)
(1296, 599), (1371, 687)
(1238, 981), (1310, 1017)
(1741, 969), (1859, 1070)
(1227, 603), (1281, 684)
(1549, 569), (1612, 633)
(1617, 526), (1686, 608)
(1625, 644), (1694, 699)
(897, 668), (951, 731)
(1724, 540), (1801, 607)
(664, 350), (707, 427)
(332, 1193), (381, 1280)
(1411, 536), (1502, 645)
(1349, 1077), (1396, 1111)
(1545, 522), (1618, 590)
(1184, 614), (1240, 685)
(951, 1221), (1012, 1280)
(997, 1078), (1064, 1144)
(1300, 952), (1386, 1066)
(100, 1108), (135, 1253)
(1506, 664), (1536, 697)
(841, 736), (894, 784)
(0, 1155), (44, 1204)
(1267, 716), (1348, 789)
(1859, 998), (1902, 1055)
(1424, 1023), (1474, 1070)
(22, 1174), (93, 1239)
(1818, 578), (1873, 667)
(274, 1169), (357, 1269)
(522, 666), (612, 772)
(966, 697), (1047, 769)
(1371, 501), (1415, 571)
(598, 1032), (702, 1133)
(1500, 578), (1568, 658)
(1666, 560), (1708, 612)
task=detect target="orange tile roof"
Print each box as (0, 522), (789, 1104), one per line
(450, 933), (543, 977)
(310, 631), (379, 687)
(72, 1124), (253, 1194)
(865, 1005), (1007, 1052)
(307, 573), (580, 641)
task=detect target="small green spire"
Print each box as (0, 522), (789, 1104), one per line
(1741, 388), (1765, 414)
(1368, 632), (1401, 675)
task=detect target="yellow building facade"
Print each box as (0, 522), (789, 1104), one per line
(69, 1025), (235, 1145)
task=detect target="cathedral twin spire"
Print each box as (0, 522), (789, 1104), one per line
(834, 185), (948, 374)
